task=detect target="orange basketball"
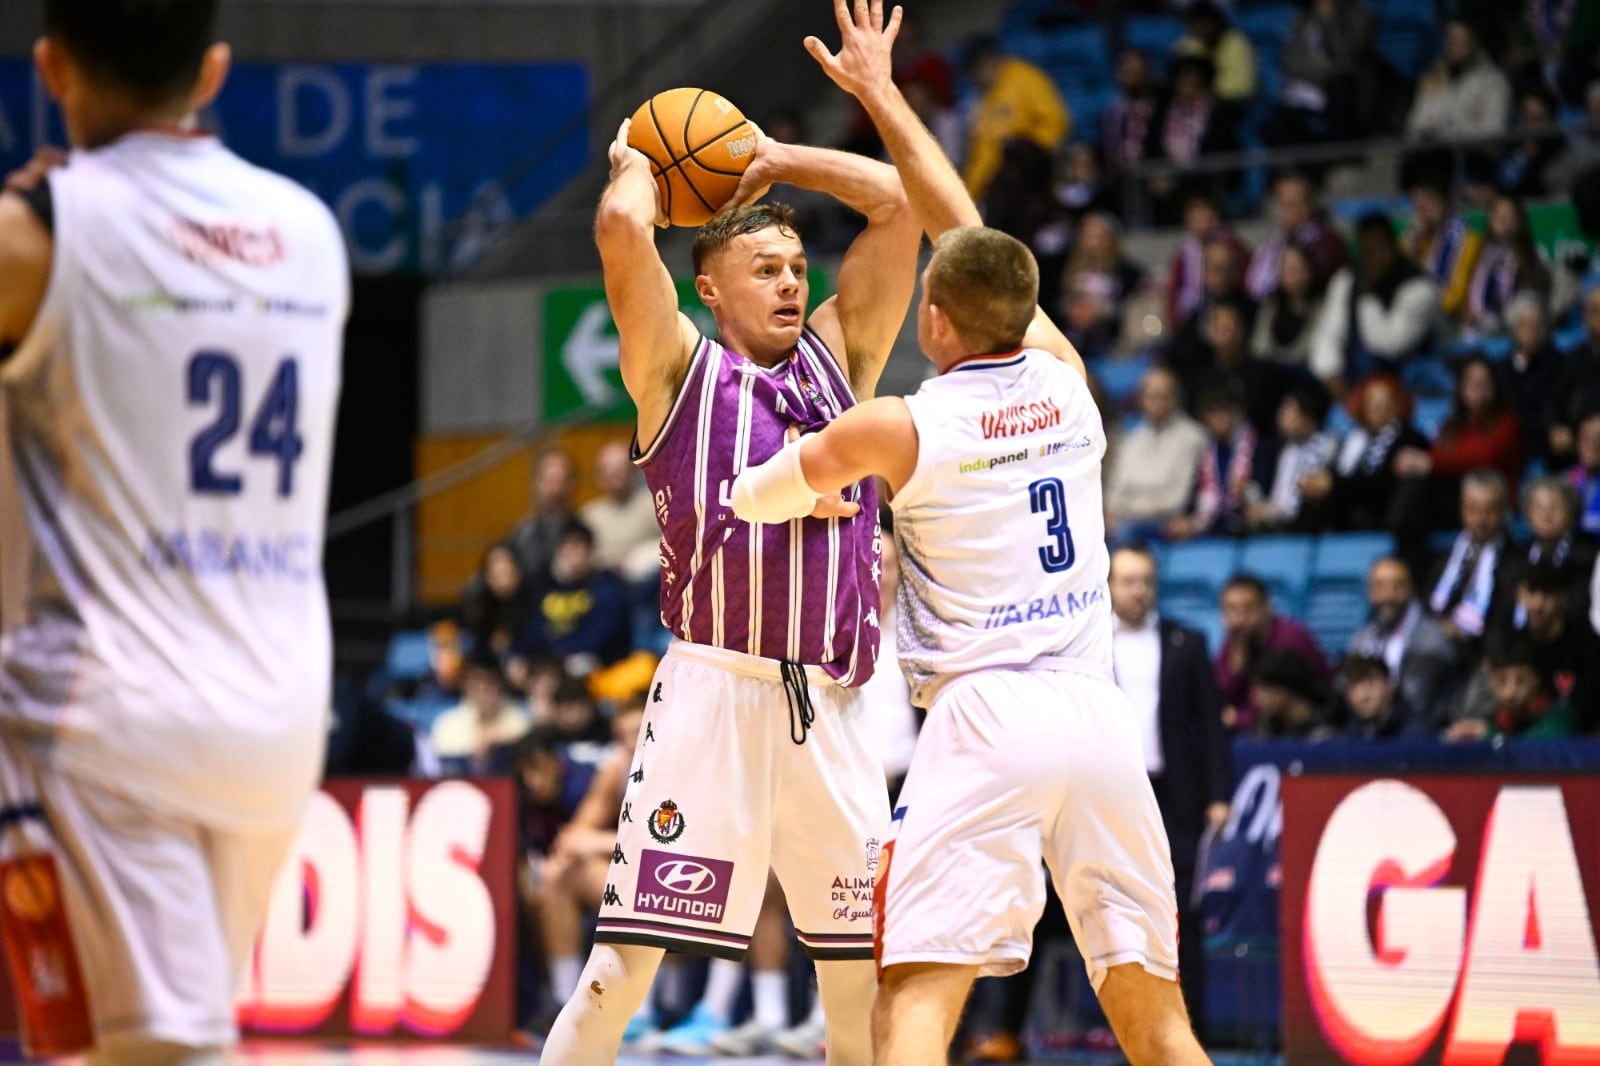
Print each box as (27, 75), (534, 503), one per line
(627, 88), (757, 227)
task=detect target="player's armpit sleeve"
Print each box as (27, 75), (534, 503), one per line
(731, 439), (820, 524)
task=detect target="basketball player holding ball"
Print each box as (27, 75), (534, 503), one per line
(538, 72), (921, 1066)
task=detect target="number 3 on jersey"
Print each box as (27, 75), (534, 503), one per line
(188, 350), (303, 497)
(1029, 476), (1075, 574)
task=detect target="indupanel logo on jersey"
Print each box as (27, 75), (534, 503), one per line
(1280, 776), (1600, 1066)
(980, 398), (1061, 440)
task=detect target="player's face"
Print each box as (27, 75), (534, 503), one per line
(704, 226), (809, 362)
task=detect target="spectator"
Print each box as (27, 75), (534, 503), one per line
(1104, 367), (1210, 542)
(511, 725), (581, 1031)
(1393, 355), (1523, 544)
(1298, 375), (1429, 531)
(1057, 211), (1146, 359)
(1250, 651), (1336, 740)
(1055, 141), (1117, 227)
(510, 448), (578, 582)
(1250, 243), (1325, 371)
(1102, 49), (1161, 193)
(463, 542), (535, 665)
(1168, 234), (1254, 397)
(1200, 298), (1283, 432)
(986, 139), (1074, 310)
(1405, 20), (1513, 141)
(961, 36), (1071, 200)
(1144, 53), (1239, 224)
(1500, 563), (1600, 731)
(1445, 634), (1576, 740)
(1248, 382), (1336, 532)
(389, 618), (466, 706)
(1245, 172), (1349, 301)
(517, 518), (634, 676)
(430, 657), (531, 778)
(325, 679), (422, 777)
(1502, 292), (1565, 467)
(1569, 409), (1600, 536)
(546, 676), (613, 774)
(1107, 544), (1230, 1037)
(1262, 0), (1378, 147)
(1169, 383), (1274, 540)
(1216, 574), (1334, 733)
(1310, 213), (1440, 389)
(1505, 0), (1600, 107)
(1402, 169), (1484, 320)
(579, 439), (661, 584)
(1463, 193), (1551, 337)
(1505, 477), (1598, 630)
(1592, 558), (1600, 636)
(1173, 0), (1258, 107)
(1550, 291), (1600, 469)
(1347, 556), (1461, 728)
(1546, 79), (1600, 191)
(1426, 470), (1514, 648)
(1337, 654), (1421, 740)
(1169, 189), (1253, 330)
(1485, 85), (1565, 199)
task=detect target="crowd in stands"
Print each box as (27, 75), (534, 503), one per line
(314, 1), (1600, 1057)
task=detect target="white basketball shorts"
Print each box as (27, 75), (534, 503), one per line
(874, 662), (1179, 990)
(0, 732), (297, 1051)
(594, 641), (890, 961)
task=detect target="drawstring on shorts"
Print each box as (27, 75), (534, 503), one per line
(780, 660), (815, 745)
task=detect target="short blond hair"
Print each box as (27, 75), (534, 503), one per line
(925, 227), (1038, 354)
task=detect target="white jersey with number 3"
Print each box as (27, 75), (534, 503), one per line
(0, 132), (348, 827)
(890, 348), (1111, 706)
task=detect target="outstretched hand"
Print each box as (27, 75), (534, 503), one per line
(608, 118), (666, 227)
(804, 0), (903, 103)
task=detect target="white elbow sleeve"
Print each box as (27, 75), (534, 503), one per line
(731, 438), (820, 524)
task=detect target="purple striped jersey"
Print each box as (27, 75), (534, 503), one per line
(636, 328), (882, 686)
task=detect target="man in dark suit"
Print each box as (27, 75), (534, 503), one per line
(1109, 543), (1233, 1037)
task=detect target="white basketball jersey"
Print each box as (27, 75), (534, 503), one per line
(0, 132), (348, 826)
(890, 349), (1111, 706)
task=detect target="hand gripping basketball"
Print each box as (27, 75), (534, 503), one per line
(626, 87), (757, 227)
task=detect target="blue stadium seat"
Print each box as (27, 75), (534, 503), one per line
(1414, 396), (1451, 438)
(1163, 538), (1242, 602)
(1376, 19), (1437, 80)
(1239, 535), (1315, 617)
(1159, 593), (1224, 654)
(1040, 25), (1113, 92)
(1310, 532), (1393, 584)
(1402, 354), (1455, 397)
(1555, 322), (1588, 351)
(384, 630), (433, 682)
(1479, 334), (1514, 361)
(1305, 586), (1370, 654)
(1094, 351), (1152, 407)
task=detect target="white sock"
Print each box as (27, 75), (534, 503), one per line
(806, 982), (825, 1024)
(551, 954), (583, 1002)
(701, 957), (744, 1023)
(752, 970), (789, 1030)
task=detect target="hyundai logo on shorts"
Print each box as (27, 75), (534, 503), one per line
(636, 849), (736, 925)
(654, 859), (717, 896)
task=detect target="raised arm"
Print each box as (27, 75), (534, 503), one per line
(594, 119), (699, 448)
(733, 138), (919, 399)
(730, 397), (917, 524)
(805, 0), (1086, 380)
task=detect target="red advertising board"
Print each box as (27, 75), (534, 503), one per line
(1282, 776), (1600, 1065)
(236, 778), (517, 1042)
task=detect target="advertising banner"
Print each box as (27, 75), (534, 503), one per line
(236, 778), (517, 1042)
(0, 59), (587, 274)
(1281, 775), (1600, 1066)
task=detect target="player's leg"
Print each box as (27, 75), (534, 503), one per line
(540, 941), (665, 1062)
(1096, 962), (1212, 1066)
(770, 676), (890, 1066)
(1046, 673), (1211, 1066)
(874, 961), (979, 1066)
